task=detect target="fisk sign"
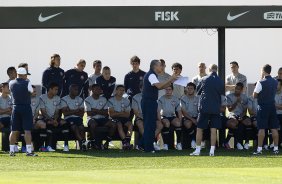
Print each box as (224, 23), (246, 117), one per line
(264, 11), (282, 21)
(155, 11), (179, 21)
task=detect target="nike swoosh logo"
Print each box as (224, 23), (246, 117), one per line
(227, 10), (250, 21)
(38, 12), (63, 22)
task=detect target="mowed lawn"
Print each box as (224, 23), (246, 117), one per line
(0, 147), (282, 184)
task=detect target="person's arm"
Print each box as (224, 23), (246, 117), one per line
(0, 107), (11, 115)
(108, 107), (123, 118)
(149, 73), (178, 90)
(124, 74), (129, 93)
(27, 81), (33, 93)
(42, 69), (49, 94)
(83, 75), (89, 98)
(253, 82), (262, 99)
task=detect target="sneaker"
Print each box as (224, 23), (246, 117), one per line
(82, 141), (87, 151)
(136, 145), (144, 152)
(224, 143), (232, 150)
(109, 141), (115, 147)
(176, 143), (182, 151)
(9, 152), (16, 157)
(21, 146), (26, 153)
(63, 145), (69, 152)
(263, 145), (269, 150)
(153, 142), (161, 151)
(191, 140), (196, 149)
(190, 151), (200, 156)
(39, 146), (48, 152)
(244, 143), (250, 150)
(201, 141), (206, 149)
(102, 141), (109, 150)
(269, 143), (274, 149)
(209, 152), (215, 156)
(236, 143), (244, 150)
(253, 150), (262, 155)
(163, 144), (169, 151)
(26, 152), (38, 157)
(46, 146), (55, 152)
(273, 150), (279, 155)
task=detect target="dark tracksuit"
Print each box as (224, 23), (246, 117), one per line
(96, 76), (116, 100)
(124, 70), (146, 101)
(42, 66), (65, 96)
(139, 69), (159, 152)
(197, 72), (224, 129)
(64, 69), (89, 99)
(9, 78), (33, 131)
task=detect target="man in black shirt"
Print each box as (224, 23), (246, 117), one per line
(96, 66), (116, 100)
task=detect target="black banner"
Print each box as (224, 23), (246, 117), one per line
(1, 6), (282, 28)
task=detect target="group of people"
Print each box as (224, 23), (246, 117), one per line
(2, 54), (282, 157)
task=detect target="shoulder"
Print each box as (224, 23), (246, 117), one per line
(239, 73), (247, 79)
(110, 76), (116, 81)
(84, 96), (91, 101)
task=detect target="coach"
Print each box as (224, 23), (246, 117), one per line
(253, 64), (279, 155)
(139, 60), (178, 153)
(9, 67), (37, 157)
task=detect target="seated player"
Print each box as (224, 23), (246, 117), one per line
(108, 85), (133, 150)
(220, 95), (230, 149)
(132, 83), (144, 137)
(61, 84), (87, 151)
(275, 79), (282, 147)
(39, 82), (69, 152)
(180, 82), (199, 149)
(0, 82), (12, 130)
(225, 82), (250, 150)
(158, 85), (183, 151)
(84, 84), (116, 150)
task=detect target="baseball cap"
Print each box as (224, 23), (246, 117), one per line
(17, 67), (28, 75)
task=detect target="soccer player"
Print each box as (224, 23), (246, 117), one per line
(181, 82), (199, 149)
(158, 59), (171, 98)
(192, 62), (207, 86)
(40, 82), (69, 152)
(42, 54), (65, 96)
(96, 66), (116, 100)
(88, 60), (102, 87)
(158, 85), (183, 150)
(171, 63), (185, 99)
(61, 84), (87, 151)
(0, 82), (12, 130)
(124, 56), (146, 101)
(190, 64), (224, 156)
(108, 85), (132, 150)
(85, 84), (116, 150)
(225, 61), (247, 94)
(225, 82), (249, 150)
(64, 59), (89, 99)
(6, 67), (17, 82)
(132, 82), (144, 136)
(275, 79), (282, 146)
(253, 64), (279, 155)
(275, 67), (282, 80)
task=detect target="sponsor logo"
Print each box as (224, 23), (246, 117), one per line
(155, 11), (179, 21)
(38, 12), (63, 22)
(227, 10), (250, 21)
(264, 11), (282, 21)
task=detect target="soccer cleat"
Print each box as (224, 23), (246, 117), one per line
(102, 142), (109, 150)
(253, 150), (262, 155)
(263, 145), (269, 150)
(109, 141), (115, 147)
(224, 143), (232, 150)
(244, 143), (250, 150)
(163, 144), (169, 151)
(26, 152), (38, 157)
(39, 146), (48, 152)
(63, 145), (69, 152)
(201, 141), (206, 149)
(191, 140), (196, 149)
(176, 143), (182, 151)
(153, 142), (161, 151)
(236, 143), (244, 150)
(270, 143), (274, 149)
(82, 142), (88, 151)
(21, 146), (26, 153)
(190, 151), (200, 156)
(273, 150), (279, 155)
(46, 146), (55, 152)
(209, 152), (215, 156)
(136, 145), (145, 152)
(9, 152), (16, 157)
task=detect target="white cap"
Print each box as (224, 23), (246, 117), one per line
(17, 67), (27, 75)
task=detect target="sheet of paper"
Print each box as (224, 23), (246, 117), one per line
(173, 76), (189, 87)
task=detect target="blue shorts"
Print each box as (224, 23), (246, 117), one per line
(87, 118), (109, 126)
(112, 117), (130, 124)
(11, 105), (33, 131)
(0, 117), (11, 128)
(257, 104), (279, 129)
(197, 113), (221, 129)
(65, 117), (83, 126)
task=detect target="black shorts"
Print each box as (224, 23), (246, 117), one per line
(0, 117), (11, 128)
(250, 116), (257, 122)
(65, 117), (83, 126)
(87, 118), (109, 127)
(257, 104), (279, 129)
(197, 113), (221, 129)
(134, 117), (143, 124)
(182, 117), (197, 123)
(112, 117), (130, 124)
(220, 114), (228, 127)
(11, 105), (33, 131)
(162, 116), (177, 122)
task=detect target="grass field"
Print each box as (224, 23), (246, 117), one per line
(0, 145), (282, 184)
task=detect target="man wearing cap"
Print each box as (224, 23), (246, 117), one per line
(9, 67), (37, 156)
(138, 60), (178, 153)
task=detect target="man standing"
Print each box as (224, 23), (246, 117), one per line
(226, 61), (247, 94)
(190, 64), (224, 156)
(88, 60), (102, 87)
(9, 67), (37, 156)
(138, 60), (178, 153)
(96, 66), (116, 100)
(171, 63), (185, 99)
(192, 62), (207, 86)
(253, 64), (279, 155)
(157, 59), (171, 98)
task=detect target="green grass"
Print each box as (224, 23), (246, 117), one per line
(0, 147), (282, 184)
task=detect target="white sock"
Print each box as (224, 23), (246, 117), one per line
(26, 145), (32, 153)
(195, 145), (201, 153)
(257, 146), (262, 152)
(10, 145), (15, 152)
(274, 146), (279, 151)
(210, 146), (215, 153)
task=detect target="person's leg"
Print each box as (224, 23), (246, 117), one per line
(195, 128), (203, 151)
(271, 129), (279, 150)
(155, 120), (163, 142)
(210, 128), (217, 154)
(161, 118), (170, 147)
(136, 120), (144, 136)
(191, 113), (208, 155)
(257, 129), (265, 152)
(143, 100), (157, 152)
(171, 118), (182, 145)
(125, 121), (133, 144)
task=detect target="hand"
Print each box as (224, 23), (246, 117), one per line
(170, 74), (180, 82)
